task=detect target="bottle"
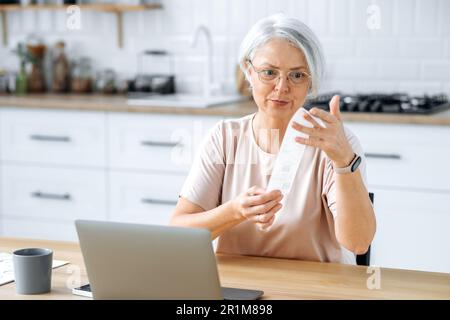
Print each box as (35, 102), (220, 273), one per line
(52, 41), (70, 93)
(26, 40), (46, 93)
(15, 61), (27, 95)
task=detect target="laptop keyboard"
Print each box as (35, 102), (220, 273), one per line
(72, 283), (262, 300)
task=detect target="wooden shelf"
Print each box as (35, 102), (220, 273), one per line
(0, 3), (163, 47)
(0, 3), (162, 12)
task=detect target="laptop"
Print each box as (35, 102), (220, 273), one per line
(75, 220), (264, 300)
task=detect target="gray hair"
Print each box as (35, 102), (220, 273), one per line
(238, 14), (325, 97)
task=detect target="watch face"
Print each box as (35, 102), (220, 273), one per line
(351, 156), (362, 172)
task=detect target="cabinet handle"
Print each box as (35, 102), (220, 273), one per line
(364, 152), (402, 160)
(30, 134), (71, 142)
(141, 140), (182, 148)
(141, 198), (178, 206)
(31, 191), (72, 201)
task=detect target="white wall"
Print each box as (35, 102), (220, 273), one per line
(0, 0), (449, 95)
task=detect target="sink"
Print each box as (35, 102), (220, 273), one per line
(127, 93), (248, 108)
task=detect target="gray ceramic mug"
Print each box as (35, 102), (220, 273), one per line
(13, 248), (53, 295)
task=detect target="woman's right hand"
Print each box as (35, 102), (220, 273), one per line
(232, 185), (283, 230)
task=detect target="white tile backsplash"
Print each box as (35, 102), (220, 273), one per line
(1, 0), (449, 95)
(354, 80), (400, 93)
(376, 59), (420, 80)
(327, 59), (377, 79)
(321, 38), (355, 58)
(356, 38), (399, 58)
(415, 0), (438, 36)
(393, 0), (415, 36)
(398, 81), (443, 95)
(445, 41), (450, 58)
(439, 0), (450, 36)
(399, 39), (443, 59)
(443, 82), (450, 95)
(209, 0), (228, 34)
(306, 0), (328, 36)
(421, 61), (450, 81)
(329, 0), (351, 36)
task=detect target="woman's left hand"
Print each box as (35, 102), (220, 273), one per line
(292, 95), (355, 168)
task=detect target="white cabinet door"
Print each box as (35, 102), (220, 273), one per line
(345, 123), (450, 191)
(370, 187), (450, 273)
(108, 113), (222, 173)
(109, 170), (186, 225)
(0, 164), (107, 241)
(345, 122), (450, 273)
(0, 108), (106, 167)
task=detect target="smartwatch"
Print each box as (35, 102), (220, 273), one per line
(334, 153), (362, 174)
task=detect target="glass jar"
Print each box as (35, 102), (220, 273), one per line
(71, 57), (93, 93)
(95, 69), (116, 94)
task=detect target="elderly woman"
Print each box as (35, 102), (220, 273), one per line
(170, 14), (376, 264)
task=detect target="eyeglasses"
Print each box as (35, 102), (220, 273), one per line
(247, 60), (311, 86)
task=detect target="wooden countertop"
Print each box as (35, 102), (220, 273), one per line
(1, 237), (449, 300)
(0, 94), (450, 126)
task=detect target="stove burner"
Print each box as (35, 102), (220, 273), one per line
(306, 93), (450, 114)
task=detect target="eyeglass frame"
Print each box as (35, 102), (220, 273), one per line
(246, 60), (311, 86)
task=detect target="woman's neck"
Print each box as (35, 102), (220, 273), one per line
(253, 112), (290, 154)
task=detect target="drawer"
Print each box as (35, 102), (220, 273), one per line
(109, 170), (186, 225)
(0, 164), (106, 222)
(346, 123), (450, 191)
(0, 108), (106, 167)
(370, 187), (450, 273)
(0, 217), (78, 242)
(108, 113), (222, 173)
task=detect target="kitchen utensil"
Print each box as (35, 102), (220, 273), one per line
(129, 50), (175, 94)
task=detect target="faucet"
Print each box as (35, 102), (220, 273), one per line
(192, 25), (214, 98)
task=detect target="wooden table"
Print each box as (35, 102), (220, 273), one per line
(1, 237), (449, 300)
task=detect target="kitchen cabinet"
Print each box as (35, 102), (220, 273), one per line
(1, 105), (449, 273)
(346, 122), (450, 273)
(0, 108), (106, 167)
(368, 187), (450, 274)
(346, 123), (450, 190)
(0, 164), (106, 241)
(108, 113), (222, 173)
(107, 112), (221, 225)
(108, 170), (185, 226)
(0, 107), (222, 241)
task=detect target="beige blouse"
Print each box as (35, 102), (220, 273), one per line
(179, 113), (368, 264)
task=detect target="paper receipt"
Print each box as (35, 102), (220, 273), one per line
(266, 107), (326, 203)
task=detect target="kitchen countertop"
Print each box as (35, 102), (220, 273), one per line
(1, 94), (450, 126)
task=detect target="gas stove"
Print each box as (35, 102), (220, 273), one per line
(306, 93), (450, 114)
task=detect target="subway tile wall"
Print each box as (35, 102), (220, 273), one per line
(0, 0), (449, 95)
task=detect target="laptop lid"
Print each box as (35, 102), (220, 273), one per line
(75, 220), (223, 300)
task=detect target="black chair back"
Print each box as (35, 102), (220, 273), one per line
(355, 192), (374, 266)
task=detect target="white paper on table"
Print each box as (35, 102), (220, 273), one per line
(0, 252), (69, 286)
